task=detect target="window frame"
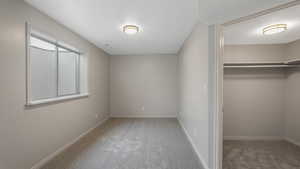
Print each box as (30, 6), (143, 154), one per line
(26, 23), (88, 106)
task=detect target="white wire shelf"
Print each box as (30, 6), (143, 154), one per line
(224, 61), (300, 68)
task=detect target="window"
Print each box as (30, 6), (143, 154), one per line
(57, 47), (79, 96)
(26, 24), (88, 105)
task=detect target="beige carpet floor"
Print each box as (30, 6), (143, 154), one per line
(223, 140), (300, 169)
(40, 118), (202, 169)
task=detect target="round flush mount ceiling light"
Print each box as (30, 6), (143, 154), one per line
(123, 25), (139, 35)
(263, 24), (287, 35)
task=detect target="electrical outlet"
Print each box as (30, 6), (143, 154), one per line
(142, 106), (145, 111)
(95, 114), (99, 119)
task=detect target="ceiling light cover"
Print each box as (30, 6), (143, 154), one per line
(263, 24), (287, 35)
(123, 25), (139, 35)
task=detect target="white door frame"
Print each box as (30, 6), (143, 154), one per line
(209, 25), (224, 169)
(213, 1), (300, 169)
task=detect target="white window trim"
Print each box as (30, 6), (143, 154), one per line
(25, 23), (89, 106)
(26, 93), (89, 106)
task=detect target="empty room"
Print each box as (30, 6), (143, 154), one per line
(1, 0), (300, 169)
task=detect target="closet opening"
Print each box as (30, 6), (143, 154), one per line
(221, 3), (300, 169)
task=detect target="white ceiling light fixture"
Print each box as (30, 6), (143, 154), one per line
(123, 25), (139, 35)
(263, 24), (287, 35)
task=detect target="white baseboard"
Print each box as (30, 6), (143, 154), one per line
(110, 113), (177, 118)
(224, 136), (283, 141)
(223, 136), (300, 147)
(30, 117), (110, 169)
(284, 137), (300, 147)
(177, 118), (209, 169)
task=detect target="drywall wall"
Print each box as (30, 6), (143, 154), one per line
(285, 68), (300, 144)
(0, 1), (109, 169)
(223, 68), (285, 139)
(286, 39), (300, 61)
(224, 41), (300, 142)
(223, 44), (286, 139)
(224, 44), (286, 63)
(178, 23), (209, 168)
(109, 54), (178, 117)
(284, 40), (300, 144)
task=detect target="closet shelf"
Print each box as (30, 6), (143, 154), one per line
(284, 58), (300, 65)
(224, 62), (300, 68)
(224, 65), (295, 68)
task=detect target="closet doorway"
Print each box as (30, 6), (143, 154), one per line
(220, 2), (300, 169)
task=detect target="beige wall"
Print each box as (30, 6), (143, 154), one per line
(109, 54), (178, 117)
(224, 69), (285, 139)
(286, 39), (300, 61)
(0, 1), (109, 169)
(285, 68), (300, 143)
(224, 41), (300, 143)
(284, 39), (300, 144)
(178, 23), (209, 168)
(224, 44), (286, 63)
(224, 45), (286, 139)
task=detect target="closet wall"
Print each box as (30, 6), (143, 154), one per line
(224, 40), (300, 144)
(285, 40), (300, 145)
(224, 45), (286, 140)
(286, 39), (300, 60)
(224, 44), (286, 63)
